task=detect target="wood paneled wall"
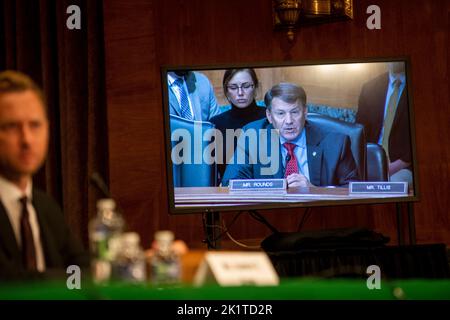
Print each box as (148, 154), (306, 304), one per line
(103, 0), (450, 248)
(203, 63), (387, 108)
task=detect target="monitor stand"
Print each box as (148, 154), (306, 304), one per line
(202, 210), (279, 250)
(396, 202), (416, 245)
(203, 211), (222, 250)
(202, 203), (416, 250)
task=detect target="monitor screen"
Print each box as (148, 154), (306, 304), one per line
(161, 58), (419, 214)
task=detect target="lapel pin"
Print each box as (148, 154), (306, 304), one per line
(312, 151), (317, 157)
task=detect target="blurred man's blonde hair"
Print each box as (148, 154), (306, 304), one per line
(0, 70), (46, 110)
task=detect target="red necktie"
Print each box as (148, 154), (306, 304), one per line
(19, 197), (37, 271)
(283, 142), (299, 178)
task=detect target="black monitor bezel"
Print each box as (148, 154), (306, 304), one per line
(161, 56), (420, 215)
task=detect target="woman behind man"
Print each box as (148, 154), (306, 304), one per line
(210, 68), (267, 184)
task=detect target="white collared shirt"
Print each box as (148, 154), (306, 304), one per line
(280, 129), (310, 180)
(0, 175), (46, 272)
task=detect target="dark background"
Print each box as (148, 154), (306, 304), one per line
(1, 0), (449, 249)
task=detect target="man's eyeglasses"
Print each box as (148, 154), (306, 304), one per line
(227, 83), (255, 92)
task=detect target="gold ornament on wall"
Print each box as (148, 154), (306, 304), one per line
(273, 0), (354, 42)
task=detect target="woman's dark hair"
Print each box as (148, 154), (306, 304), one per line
(222, 68), (259, 95)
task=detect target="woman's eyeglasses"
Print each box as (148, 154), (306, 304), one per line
(227, 83), (255, 92)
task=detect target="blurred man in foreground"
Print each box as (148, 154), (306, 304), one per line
(0, 70), (87, 280)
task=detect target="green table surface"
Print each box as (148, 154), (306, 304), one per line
(1, 278), (450, 300)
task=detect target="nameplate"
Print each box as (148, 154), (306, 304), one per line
(193, 252), (279, 287)
(349, 182), (408, 194)
(229, 179), (286, 192)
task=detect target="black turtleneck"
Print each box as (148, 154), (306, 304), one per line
(210, 101), (266, 132)
(209, 101), (267, 182)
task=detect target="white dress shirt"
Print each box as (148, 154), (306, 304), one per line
(0, 175), (46, 272)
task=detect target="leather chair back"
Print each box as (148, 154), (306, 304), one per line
(306, 113), (366, 180)
(366, 143), (388, 181)
(170, 114), (217, 187)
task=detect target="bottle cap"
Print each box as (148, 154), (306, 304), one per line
(155, 230), (174, 243)
(97, 198), (116, 210)
(122, 232), (140, 245)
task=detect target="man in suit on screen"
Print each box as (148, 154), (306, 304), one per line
(0, 71), (87, 280)
(168, 70), (220, 121)
(221, 82), (359, 188)
(356, 62), (412, 184)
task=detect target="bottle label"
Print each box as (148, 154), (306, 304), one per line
(151, 257), (181, 285)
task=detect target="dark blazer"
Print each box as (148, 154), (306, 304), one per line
(0, 188), (88, 280)
(221, 118), (359, 187)
(209, 101), (267, 182)
(356, 72), (411, 164)
(169, 71), (220, 121)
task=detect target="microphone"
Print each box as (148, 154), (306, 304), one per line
(90, 172), (111, 198)
(284, 154), (291, 178)
(90, 172), (125, 216)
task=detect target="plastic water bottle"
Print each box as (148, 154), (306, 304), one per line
(150, 230), (181, 286)
(111, 232), (147, 283)
(89, 198), (124, 283)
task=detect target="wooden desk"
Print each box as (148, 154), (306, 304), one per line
(174, 186), (416, 245)
(175, 186), (412, 208)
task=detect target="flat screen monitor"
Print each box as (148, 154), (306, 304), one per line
(161, 58), (419, 214)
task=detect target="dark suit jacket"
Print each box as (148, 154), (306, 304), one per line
(169, 71), (220, 121)
(221, 119), (359, 187)
(356, 72), (411, 164)
(0, 188), (88, 280)
(209, 101), (267, 182)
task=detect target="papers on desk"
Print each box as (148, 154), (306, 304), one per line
(176, 188), (407, 203)
(174, 185), (411, 208)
